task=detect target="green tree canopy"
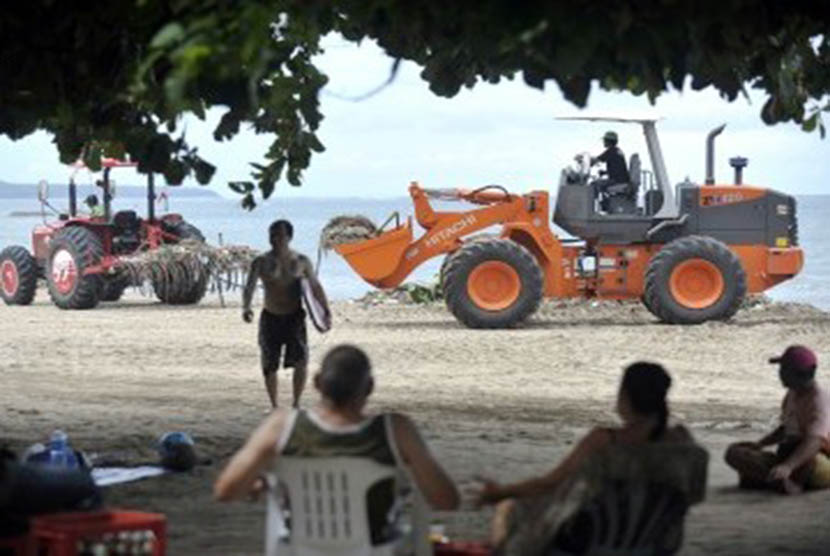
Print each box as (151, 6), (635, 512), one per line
(2, 2), (828, 207)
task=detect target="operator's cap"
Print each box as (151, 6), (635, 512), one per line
(769, 345), (818, 374)
(603, 130), (618, 142)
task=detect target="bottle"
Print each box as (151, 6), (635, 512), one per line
(47, 430), (78, 468)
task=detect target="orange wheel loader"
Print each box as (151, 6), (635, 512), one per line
(334, 117), (804, 328)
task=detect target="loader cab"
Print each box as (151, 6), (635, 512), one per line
(552, 116), (680, 243)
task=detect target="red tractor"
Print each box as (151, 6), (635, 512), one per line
(0, 159), (208, 309)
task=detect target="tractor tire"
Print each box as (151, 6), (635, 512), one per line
(46, 226), (104, 310)
(644, 235), (746, 324)
(100, 273), (130, 302)
(0, 245), (38, 305)
(153, 259), (208, 305)
(443, 238), (543, 328)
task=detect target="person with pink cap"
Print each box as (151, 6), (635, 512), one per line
(725, 345), (830, 494)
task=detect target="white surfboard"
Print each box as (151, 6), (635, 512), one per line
(301, 278), (330, 333)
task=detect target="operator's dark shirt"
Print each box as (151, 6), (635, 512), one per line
(594, 146), (630, 184)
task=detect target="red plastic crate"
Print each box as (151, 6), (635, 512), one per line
(0, 534), (31, 556)
(30, 510), (166, 556)
(433, 540), (493, 555)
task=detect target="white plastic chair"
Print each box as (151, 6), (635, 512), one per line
(265, 457), (431, 556)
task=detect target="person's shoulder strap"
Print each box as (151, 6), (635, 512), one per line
(382, 413), (404, 467)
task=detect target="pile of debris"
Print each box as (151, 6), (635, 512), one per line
(740, 294), (773, 310)
(355, 279), (442, 306)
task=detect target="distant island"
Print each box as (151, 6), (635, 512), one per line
(0, 181), (220, 200)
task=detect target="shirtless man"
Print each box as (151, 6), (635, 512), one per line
(243, 220), (331, 409)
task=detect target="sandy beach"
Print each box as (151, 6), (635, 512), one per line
(2, 291), (830, 555)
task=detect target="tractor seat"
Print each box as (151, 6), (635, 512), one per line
(599, 154), (641, 214)
(112, 210), (142, 253)
(601, 154), (640, 197)
(113, 210), (140, 231)
(606, 154), (640, 194)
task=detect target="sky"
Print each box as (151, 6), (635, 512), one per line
(0, 35), (827, 201)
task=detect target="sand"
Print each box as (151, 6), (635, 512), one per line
(2, 291), (830, 555)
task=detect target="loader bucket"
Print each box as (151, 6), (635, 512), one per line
(334, 222), (413, 283)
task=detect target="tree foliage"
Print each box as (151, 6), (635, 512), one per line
(1, 2), (828, 207)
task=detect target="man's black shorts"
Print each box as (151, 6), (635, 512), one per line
(258, 308), (308, 372)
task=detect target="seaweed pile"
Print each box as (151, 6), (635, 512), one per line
(318, 215), (378, 250)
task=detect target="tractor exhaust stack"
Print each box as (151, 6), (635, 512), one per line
(705, 124), (726, 185)
(68, 178), (78, 217)
(147, 173), (156, 222)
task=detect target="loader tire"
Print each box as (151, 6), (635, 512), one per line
(439, 233), (499, 293)
(0, 245), (38, 305)
(644, 235), (746, 324)
(46, 226), (104, 309)
(443, 238), (543, 328)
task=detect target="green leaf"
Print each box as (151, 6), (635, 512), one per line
(151, 23), (186, 49)
(802, 113), (818, 132)
(241, 193), (256, 210)
(163, 159), (187, 185)
(193, 158), (216, 184)
(228, 181), (254, 194)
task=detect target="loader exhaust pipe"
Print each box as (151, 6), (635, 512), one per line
(705, 123), (726, 185)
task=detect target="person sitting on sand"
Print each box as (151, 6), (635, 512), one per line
(214, 344), (460, 548)
(725, 345), (830, 494)
(242, 219), (331, 409)
(474, 362), (706, 554)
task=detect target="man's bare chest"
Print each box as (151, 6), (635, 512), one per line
(260, 256), (302, 286)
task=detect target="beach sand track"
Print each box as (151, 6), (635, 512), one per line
(2, 292), (829, 554)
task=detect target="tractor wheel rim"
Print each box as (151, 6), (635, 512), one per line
(1, 260), (19, 297)
(669, 258), (725, 309)
(52, 249), (78, 295)
(466, 260), (521, 311)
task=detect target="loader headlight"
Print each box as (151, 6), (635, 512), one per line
(775, 237), (789, 248)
